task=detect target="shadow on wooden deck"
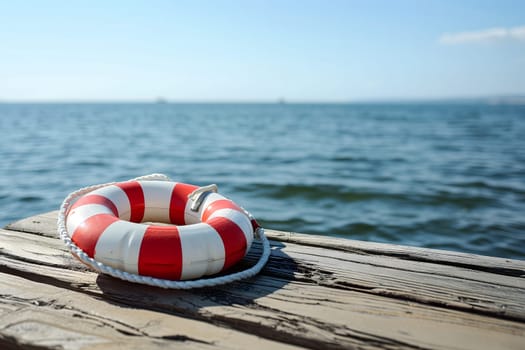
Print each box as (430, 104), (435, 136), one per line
(94, 240), (299, 312)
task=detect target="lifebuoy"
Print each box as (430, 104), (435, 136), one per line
(64, 180), (256, 280)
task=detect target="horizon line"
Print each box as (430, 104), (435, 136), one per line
(1, 95), (525, 105)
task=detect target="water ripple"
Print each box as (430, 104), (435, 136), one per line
(1, 102), (524, 259)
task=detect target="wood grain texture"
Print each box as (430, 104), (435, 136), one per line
(2, 211), (525, 350)
(0, 272), (301, 350)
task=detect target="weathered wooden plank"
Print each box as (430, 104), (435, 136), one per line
(5, 212), (59, 238)
(0, 271), (301, 350)
(1, 251), (524, 350)
(2, 212), (525, 349)
(0, 233), (381, 349)
(265, 229), (525, 277)
(4, 212), (525, 322)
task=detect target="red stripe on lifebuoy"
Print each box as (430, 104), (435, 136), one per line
(169, 183), (198, 224)
(117, 181), (145, 223)
(138, 225), (183, 279)
(201, 199), (242, 222)
(70, 194), (119, 217)
(207, 217), (247, 271)
(72, 214), (119, 257)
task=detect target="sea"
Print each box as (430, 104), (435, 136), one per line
(1, 102), (524, 259)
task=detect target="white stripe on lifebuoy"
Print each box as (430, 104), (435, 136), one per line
(64, 180), (255, 281)
(142, 181), (175, 222)
(178, 223), (225, 280)
(94, 220), (148, 274)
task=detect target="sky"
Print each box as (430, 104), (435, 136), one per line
(1, 0), (524, 102)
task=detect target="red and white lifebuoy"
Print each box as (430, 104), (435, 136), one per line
(64, 180), (256, 281)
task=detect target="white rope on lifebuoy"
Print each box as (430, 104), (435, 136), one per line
(57, 174), (270, 289)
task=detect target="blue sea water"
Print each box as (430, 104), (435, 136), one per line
(0, 103), (524, 259)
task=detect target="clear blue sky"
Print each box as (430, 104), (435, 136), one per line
(1, 0), (524, 102)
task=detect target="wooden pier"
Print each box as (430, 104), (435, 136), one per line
(1, 211), (524, 349)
